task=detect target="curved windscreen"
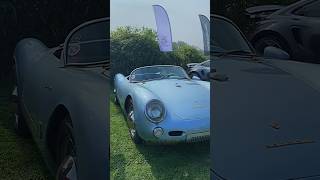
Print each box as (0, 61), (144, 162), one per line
(130, 66), (189, 82)
(66, 20), (109, 65)
(211, 17), (253, 55)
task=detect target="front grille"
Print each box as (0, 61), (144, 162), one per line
(187, 135), (209, 143)
(187, 133), (210, 143)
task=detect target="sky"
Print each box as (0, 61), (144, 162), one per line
(111, 0), (210, 50)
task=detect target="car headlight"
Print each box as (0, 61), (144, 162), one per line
(145, 99), (165, 123)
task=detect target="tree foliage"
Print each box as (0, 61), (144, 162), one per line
(111, 27), (205, 77)
(171, 41), (207, 67)
(212, 0), (297, 33)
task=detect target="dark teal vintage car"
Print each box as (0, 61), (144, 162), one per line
(13, 18), (109, 180)
(211, 14), (320, 180)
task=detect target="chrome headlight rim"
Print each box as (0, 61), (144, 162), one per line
(145, 99), (165, 123)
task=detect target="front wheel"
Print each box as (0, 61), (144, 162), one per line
(55, 114), (78, 180)
(114, 95), (119, 105)
(126, 99), (142, 144)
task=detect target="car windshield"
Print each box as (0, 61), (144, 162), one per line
(211, 17), (253, 56)
(130, 66), (189, 82)
(66, 20), (109, 65)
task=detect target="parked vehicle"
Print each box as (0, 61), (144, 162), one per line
(245, 5), (284, 21)
(187, 60), (210, 81)
(114, 65), (210, 144)
(211, 14), (320, 180)
(13, 18), (109, 180)
(248, 0), (320, 63)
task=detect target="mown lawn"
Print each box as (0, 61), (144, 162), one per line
(110, 97), (210, 180)
(0, 76), (52, 180)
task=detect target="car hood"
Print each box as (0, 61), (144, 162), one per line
(212, 56), (320, 180)
(139, 79), (210, 121)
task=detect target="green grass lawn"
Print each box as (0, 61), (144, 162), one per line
(0, 76), (52, 180)
(110, 97), (210, 180)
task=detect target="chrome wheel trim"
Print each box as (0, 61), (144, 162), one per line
(128, 108), (136, 138)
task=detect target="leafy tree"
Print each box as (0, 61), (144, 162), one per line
(111, 27), (205, 77)
(171, 41), (206, 68)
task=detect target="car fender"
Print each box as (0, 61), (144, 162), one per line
(47, 89), (109, 180)
(125, 83), (161, 133)
(14, 38), (49, 96)
(251, 19), (293, 51)
(114, 73), (129, 107)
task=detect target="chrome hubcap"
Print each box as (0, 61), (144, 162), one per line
(57, 156), (78, 180)
(128, 108), (136, 138)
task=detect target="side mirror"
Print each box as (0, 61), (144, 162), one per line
(63, 18), (109, 66)
(263, 46), (290, 60)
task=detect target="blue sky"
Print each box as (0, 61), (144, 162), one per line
(111, 0), (210, 49)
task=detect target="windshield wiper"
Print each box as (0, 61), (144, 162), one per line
(212, 50), (255, 57)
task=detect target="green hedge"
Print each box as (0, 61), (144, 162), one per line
(111, 26), (206, 77)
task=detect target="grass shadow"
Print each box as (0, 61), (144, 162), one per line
(135, 142), (210, 179)
(0, 75), (52, 179)
(110, 153), (127, 180)
(110, 98), (210, 179)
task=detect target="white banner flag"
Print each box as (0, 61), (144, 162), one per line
(199, 14), (210, 54)
(153, 5), (173, 52)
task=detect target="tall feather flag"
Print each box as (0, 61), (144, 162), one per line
(153, 5), (173, 52)
(199, 14), (210, 54)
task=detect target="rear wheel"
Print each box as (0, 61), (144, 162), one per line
(14, 103), (30, 137)
(55, 114), (78, 180)
(126, 99), (142, 144)
(114, 94), (119, 105)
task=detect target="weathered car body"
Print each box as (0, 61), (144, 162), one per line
(245, 5), (284, 20)
(186, 62), (199, 70)
(114, 65), (210, 144)
(187, 60), (210, 81)
(211, 14), (320, 180)
(249, 0), (320, 63)
(13, 18), (109, 180)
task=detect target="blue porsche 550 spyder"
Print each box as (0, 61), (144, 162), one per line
(114, 65), (210, 144)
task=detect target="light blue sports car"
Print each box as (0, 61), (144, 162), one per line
(114, 65), (210, 144)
